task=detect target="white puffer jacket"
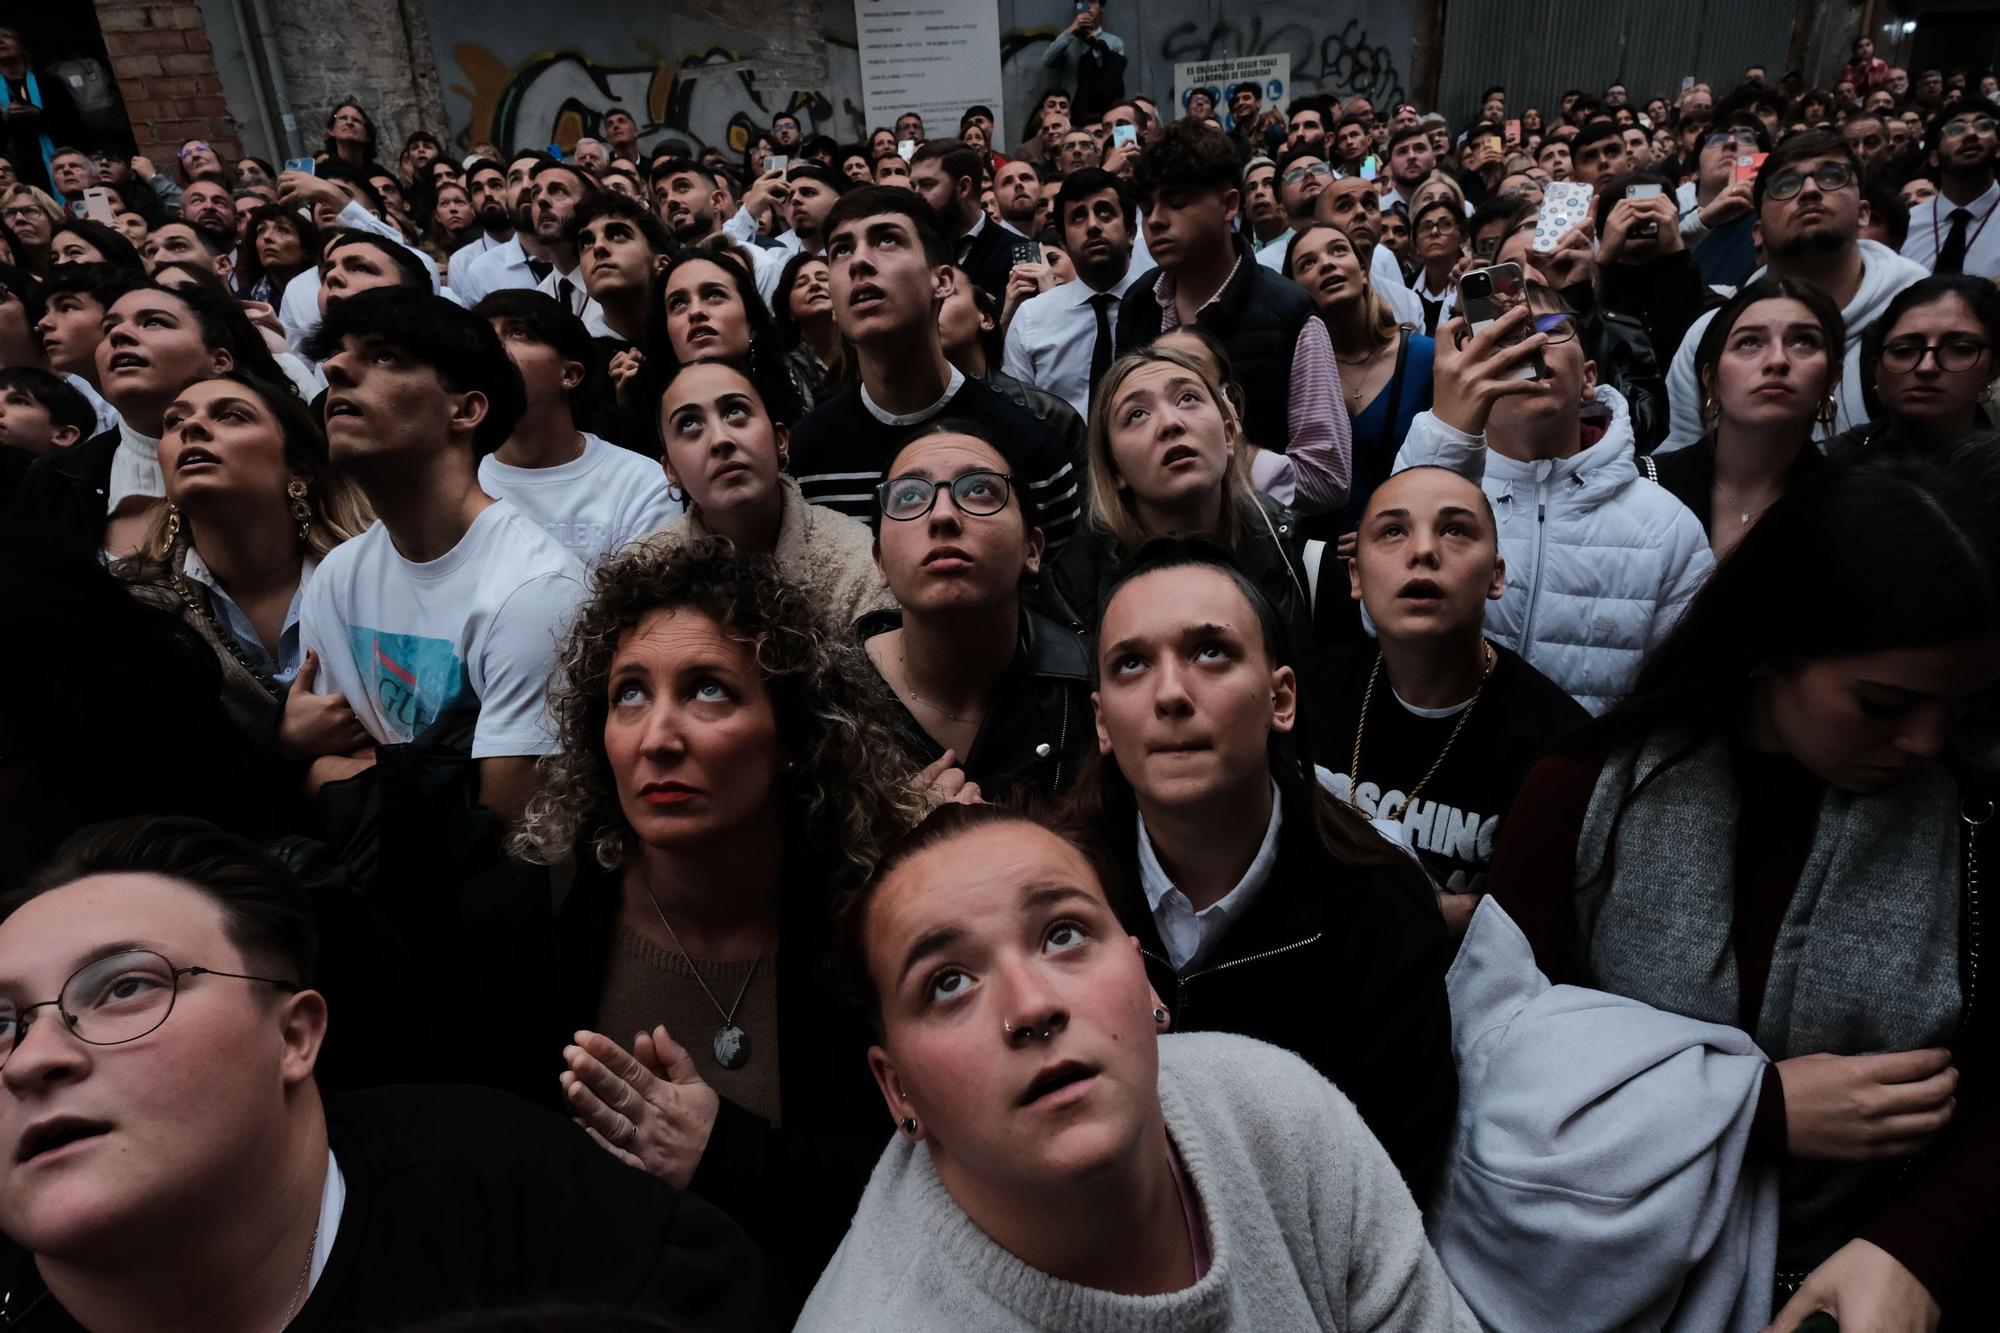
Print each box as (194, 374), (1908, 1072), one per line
(1394, 386), (1714, 714)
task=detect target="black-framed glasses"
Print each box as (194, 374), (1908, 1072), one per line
(0, 949), (299, 1067)
(1531, 312), (1579, 345)
(1941, 118), (1998, 139)
(1416, 217), (1461, 237)
(1703, 130), (1761, 150)
(877, 469), (1014, 522)
(1765, 162), (1856, 200)
(1879, 339), (1991, 373)
(1281, 162), (1334, 185)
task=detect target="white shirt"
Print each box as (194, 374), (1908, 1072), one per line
(531, 263), (615, 337)
(1137, 781), (1285, 970)
(446, 230), (509, 297)
(478, 432), (676, 565)
(104, 417), (162, 512)
(723, 204), (805, 260)
(307, 1149), (345, 1296)
(1902, 179), (2000, 279)
(860, 366), (966, 426)
(1001, 265), (1138, 420)
(300, 499), (585, 757)
(458, 235), (540, 306)
(64, 373), (119, 435)
(281, 201), (438, 348)
(1255, 228), (1296, 271)
(182, 548), (318, 686)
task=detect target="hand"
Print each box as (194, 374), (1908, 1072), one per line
(1068, 10), (1096, 35)
(562, 1027), (721, 1190)
(1775, 1048), (1956, 1161)
(280, 653), (370, 761)
(1699, 177), (1756, 228)
(1599, 197), (1682, 263)
(1001, 263), (1045, 326)
(608, 347), (646, 404)
(1764, 1239), (1940, 1333)
(131, 154), (157, 180)
(1435, 890), (1481, 941)
(1430, 308), (1551, 436)
(1334, 531), (1358, 563)
(238, 298), (285, 337)
(1536, 215), (1597, 289)
(1101, 142), (1138, 177)
(278, 169), (347, 212)
(740, 168), (791, 218)
(918, 749), (983, 806)
(305, 748), (377, 794)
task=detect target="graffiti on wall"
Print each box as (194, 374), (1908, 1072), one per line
(451, 41), (840, 155)
(1156, 17), (1406, 109)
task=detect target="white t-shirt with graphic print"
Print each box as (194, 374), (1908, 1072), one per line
(300, 500), (584, 758)
(477, 432), (676, 565)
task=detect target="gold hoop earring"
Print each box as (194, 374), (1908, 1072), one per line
(286, 478), (312, 545)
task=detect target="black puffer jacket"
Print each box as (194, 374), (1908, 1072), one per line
(1563, 281), (1671, 454)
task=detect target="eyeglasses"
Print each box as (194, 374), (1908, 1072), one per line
(1764, 161), (1856, 200)
(1281, 162), (1334, 185)
(1703, 130), (1762, 150)
(1879, 338), (1991, 373)
(0, 949), (299, 1068)
(176, 141), (211, 160)
(1416, 217), (1461, 237)
(1, 205), (44, 222)
(1941, 118), (1998, 139)
(1531, 311), (1579, 345)
(877, 469), (1015, 522)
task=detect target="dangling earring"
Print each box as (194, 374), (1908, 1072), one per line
(162, 503), (183, 549)
(286, 478), (312, 545)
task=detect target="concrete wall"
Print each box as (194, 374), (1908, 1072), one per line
(414, 0), (1415, 158)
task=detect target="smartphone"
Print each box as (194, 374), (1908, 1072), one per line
(1111, 123), (1138, 150)
(1460, 262), (1547, 381)
(81, 186), (118, 225)
(1359, 154), (1379, 181)
(1680, 75), (1696, 94)
(1505, 118), (1521, 145)
(897, 139), (917, 162)
(1010, 238), (1042, 269)
(1734, 151), (1767, 184)
(1534, 180), (1594, 253)
(1625, 182), (1663, 238)
(767, 154), (790, 173)
(283, 156), (316, 176)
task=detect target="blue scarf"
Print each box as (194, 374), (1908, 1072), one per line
(0, 69), (59, 190)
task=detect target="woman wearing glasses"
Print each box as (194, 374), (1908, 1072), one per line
(645, 357), (892, 627)
(1830, 275), (1999, 455)
(861, 423), (1094, 799)
(1653, 278), (1845, 557)
(444, 537), (923, 1321)
(0, 181), (60, 275)
(1409, 199), (1466, 336)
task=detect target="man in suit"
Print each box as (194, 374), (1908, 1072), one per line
(909, 139), (1016, 301)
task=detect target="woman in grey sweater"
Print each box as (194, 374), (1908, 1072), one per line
(798, 803), (1477, 1332)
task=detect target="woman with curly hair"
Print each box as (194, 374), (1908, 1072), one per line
(455, 536), (925, 1321)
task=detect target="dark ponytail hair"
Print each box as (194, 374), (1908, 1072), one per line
(1071, 536), (1412, 873)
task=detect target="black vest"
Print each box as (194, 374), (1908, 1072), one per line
(1115, 232), (1321, 452)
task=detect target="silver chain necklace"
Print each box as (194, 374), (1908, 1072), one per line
(639, 880), (763, 1070)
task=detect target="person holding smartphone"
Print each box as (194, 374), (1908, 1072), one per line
(1394, 286), (1712, 714)
(1042, 2), (1127, 124)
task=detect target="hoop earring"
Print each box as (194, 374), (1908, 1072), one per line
(899, 1116), (919, 1136)
(666, 480), (686, 504)
(286, 478), (312, 545)
(1153, 1006), (1169, 1025)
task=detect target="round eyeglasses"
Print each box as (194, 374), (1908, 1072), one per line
(1281, 162), (1335, 186)
(1941, 118), (1997, 139)
(1764, 161), (1856, 201)
(877, 469), (1015, 522)
(0, 949), (299, 1067)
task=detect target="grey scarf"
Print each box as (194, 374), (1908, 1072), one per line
(1573, 731), (1963, 1273)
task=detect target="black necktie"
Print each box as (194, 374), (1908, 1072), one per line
(1938, 208), (1973, 275)
(556, 276), (576, 313)
(1089, 291), (1118, 392)
(525, 257), (552, 284)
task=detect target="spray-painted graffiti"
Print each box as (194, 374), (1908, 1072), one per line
(450, 42), (840, 156)
(1156, 16), (1406, 109)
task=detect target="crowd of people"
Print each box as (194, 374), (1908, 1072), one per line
(1, 6), (1998, 1327)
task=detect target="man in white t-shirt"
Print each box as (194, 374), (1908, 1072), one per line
(299, 289), (584, 826)
(471, 289), (674, 564)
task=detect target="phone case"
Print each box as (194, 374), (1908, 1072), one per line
(1534, 181), (1594, 253)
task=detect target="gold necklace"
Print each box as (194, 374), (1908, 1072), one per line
(1334, 336), (1393, 409)
(278, 1215), (320, 1328)
(1348, 640), (1497, 820)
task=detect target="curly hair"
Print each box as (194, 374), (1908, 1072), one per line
(514, 537), (927, 887)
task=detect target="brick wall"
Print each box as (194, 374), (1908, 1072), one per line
(93, 0), (242, 170)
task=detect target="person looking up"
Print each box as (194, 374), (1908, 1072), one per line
(860, 424), (1093, 798)
(1832, 273), (2000, 454)
(297, 289), (584, 825)
(1396, 287), (1714, 713)
(473, 290), (672, 564)
(1674, 114), (1766, 289)
(1242, 156), (1288, 253)
(992, 157), (1043, 238)
(1654, 279), (1844, 557)
(1904, 99), (1999, 278)
(442, 157), (513, 296)
(1003, 167), (1138, 421)
(238, 204), (322, 307)
(521, 160), (600, 321)
(802, 799), (1478, 1329)
(1309, 175), (1424, 322)
(908, 140), (1015, 300)
(786, 187), (1081, 546)
(1118, 121), (1353, 519)
(0, 816), (764, 1331)
(455, 150), (559, 306)
(771, 251), (851, 410)
(1041, 1), (1127, 123)
(568, 190), (672, 346)
(0, 365), (92, 459)
(29, 261), (135, 431)
(322, 100), (375, 172)
(1408, 199), (1466, 335)
(601, 107), (642, 163)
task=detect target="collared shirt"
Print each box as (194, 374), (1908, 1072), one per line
(105, 417), (162, 513)
(957, 210), (989, 259)
(532, 263), (615, 336)
(1137, 781), (1285, 970)
(1001, 264), (1138, 419)
(1150, 254), (1353, 514)
(64, 373), (120, 434)
(458, 234), (538, 307)
(309, 1148), (345, 1294)
(1902, 179), (2000, 279)
(446, 230), (509, 297)
(1254, 226), (1297, 270)
(181, 547), (319, 686)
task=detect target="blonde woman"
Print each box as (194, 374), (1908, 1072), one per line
(1, 181), (62, 273)
(1047, 345), (1324, 648)
(123, 371), (372, 750)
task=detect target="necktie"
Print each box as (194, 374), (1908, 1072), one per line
(1938, 208), (1973, 276)
(525, 257), (552, 284)
(556, 276), (577, 313)
(1089, 291), (1119, 393)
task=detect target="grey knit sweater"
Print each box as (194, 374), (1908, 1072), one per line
(794, 1032), (1477, 1332)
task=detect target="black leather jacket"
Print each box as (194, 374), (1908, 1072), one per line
(1563, 282), (1671, 454)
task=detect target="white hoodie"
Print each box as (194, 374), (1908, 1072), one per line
(1657, 238), (1927, 453)
(1394, 385), (1715, 714)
